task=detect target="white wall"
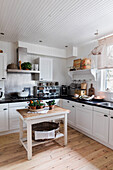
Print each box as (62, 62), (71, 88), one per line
(0, 40), (67, 94)
(65, 41), (98, 95)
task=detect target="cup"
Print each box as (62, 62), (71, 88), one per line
(35, 64), (39, 71)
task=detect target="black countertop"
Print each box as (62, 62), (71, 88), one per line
(1, 95), (113, 110)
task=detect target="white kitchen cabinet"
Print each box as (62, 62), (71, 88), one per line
(0, 53), (7, 80)
(0, 104), (8, 132)
(39, 57), (53, 81)
(76, 103), (93, 135)
(93, 107), (109, 143)
(109, 111), (113, 146)
(9, 102), (28, 130)
(62, 99), (76, 127)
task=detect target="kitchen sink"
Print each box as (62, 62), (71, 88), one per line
(98, 102), (113, 107)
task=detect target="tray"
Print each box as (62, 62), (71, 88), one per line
(28, 108), (45, 112)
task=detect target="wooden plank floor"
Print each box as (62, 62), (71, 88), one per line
(0, 126), (113, 170)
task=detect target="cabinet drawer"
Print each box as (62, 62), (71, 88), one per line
(63, 100), (76, 106)
(94, 106), (109, 114)
(9, 102), (28, 108)
(76, 102), (92, 110)
(0, 103), (8, 111)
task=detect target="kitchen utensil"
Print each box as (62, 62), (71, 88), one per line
(88, 83), (95, 96)
(18, 90), (29, 97)
(34, 64), (39, 71)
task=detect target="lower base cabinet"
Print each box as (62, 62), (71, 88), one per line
(76, 104), (92, 135)
(9, 102), (28, 130)
(62, 100), (76, 127)
(0, 104), (8, 132)
(109, 111), (113, 146)
(93, 110), (109, 143)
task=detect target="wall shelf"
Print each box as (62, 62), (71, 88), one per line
(68, 69), (97, 81)
(7, 69), (40, 74)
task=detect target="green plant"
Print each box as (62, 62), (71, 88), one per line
(21, 62), (32, 70)
(46, 100), (56, 106)
(29, 100), (37, 107)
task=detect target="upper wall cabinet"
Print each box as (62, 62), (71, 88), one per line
(39, 57), (53, 81)
(0, 53), (7, 80)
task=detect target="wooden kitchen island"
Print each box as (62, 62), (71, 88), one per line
(17, 106), (70, 160)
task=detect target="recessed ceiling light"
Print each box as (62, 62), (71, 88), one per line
(0, 32), (4, 35)
(39, 40), (42, 42)
(94, 30), (98, 36)
(65, 46), (68, 48)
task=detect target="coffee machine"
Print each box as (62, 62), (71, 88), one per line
(61, 85), (68, 96)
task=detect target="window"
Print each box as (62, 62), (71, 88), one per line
(101, 69), (113, 92)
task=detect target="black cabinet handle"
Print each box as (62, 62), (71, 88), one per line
(82, 105), (85, 107)
(3, 108), (7, 110)
(72, 106), (74, 108)
(67, 101), (69, 103)
(104, 115), (108, 117)
(111, 117), (113, 119)
(2, 78), (5, 79)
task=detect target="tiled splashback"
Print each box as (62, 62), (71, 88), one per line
(5, 73), (36, 95)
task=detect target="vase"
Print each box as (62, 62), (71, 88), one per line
(40, 105), (44, 109)
(30, 106), (36, 110)
(49, 105), (55, 110)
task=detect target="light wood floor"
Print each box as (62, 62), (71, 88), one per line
(1, 126), (113, 170)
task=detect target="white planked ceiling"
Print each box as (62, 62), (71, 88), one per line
(1, 0), (113, 48)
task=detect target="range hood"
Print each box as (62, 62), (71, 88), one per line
(68, 69), (97, 81)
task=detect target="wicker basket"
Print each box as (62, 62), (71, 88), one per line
(32, 122), (59, 141)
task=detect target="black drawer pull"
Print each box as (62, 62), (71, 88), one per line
(3, 108), (7, 110)
(82, 105), (85, 107)
(111, 117), (113, 119)
(2, 78), (5, 79)
(72, 106), (74, 108)
(67, 101), (69, 103)
(104, 115), (108, 117)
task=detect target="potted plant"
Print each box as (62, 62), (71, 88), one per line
(37, 100), (45, 109)
(21, 62), (32, 70)
(29, 100), (37, 109)
(46, 100), (56, 110)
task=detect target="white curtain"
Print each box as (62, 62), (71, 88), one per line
(98, 35), (113, 69)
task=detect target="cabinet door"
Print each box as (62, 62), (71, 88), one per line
(0, 104), (8, 132)
(109, 116), (113, 146)
(93, 111), (109, 143)
(68, 104), (76, 127)
(62, 100), (76, 127)
(40, 58), (53, 81)
(9, 102), (28, 130)
(76, 107), (92, 135)
(9, 107), (27, 130)
(0, 54), (7, 80)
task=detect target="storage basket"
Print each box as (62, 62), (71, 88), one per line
(81, 58), (91, 70)
(73, 59), (81, 70)
(32, 122), (59, 141)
